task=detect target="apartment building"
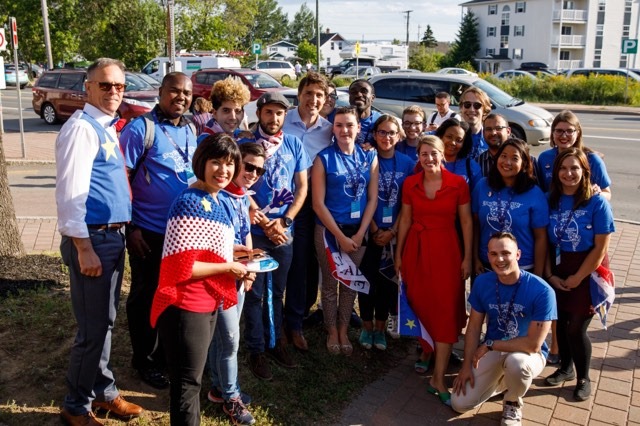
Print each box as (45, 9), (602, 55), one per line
(461, 0), (640, 72)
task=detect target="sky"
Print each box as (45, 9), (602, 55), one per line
(278, 0), (466, 43)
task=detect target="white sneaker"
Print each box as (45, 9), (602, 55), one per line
(501, 401), (522, 426)
(386, 315), (400, 339)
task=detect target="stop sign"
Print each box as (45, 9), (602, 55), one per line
(10, 17), (17, 49)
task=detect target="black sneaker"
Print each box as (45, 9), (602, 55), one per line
(137, 366), (169, 389)
(266, 341), (298, 368)
(303, 309), (324, 327)
(223, 397), (256, 425)
(574, 379), (591, 401)
(350, 310), (362, 328)
(544, 368), (576, 386)
(248, 353), (273, 381)
(207, 388), (252, 406)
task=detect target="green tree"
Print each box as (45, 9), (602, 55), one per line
(443, 11), (480, 70)
(296, 39), (318, 64)
(409, 46), (444, 72)
(288, 3), (315, 45)
(392, 38), (402, 45)
(244, 0), (289, 47)
(421, 25), (438, 48)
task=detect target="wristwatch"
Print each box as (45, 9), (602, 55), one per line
(282, 216), (293, 227)
(484, 339), (494, 351)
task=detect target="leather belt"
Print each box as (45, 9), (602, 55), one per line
(88, 223), (126, 231)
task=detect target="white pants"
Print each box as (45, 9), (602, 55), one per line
(451, 350), (546, 413)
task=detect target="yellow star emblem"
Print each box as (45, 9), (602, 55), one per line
(102, 139), (118, 161)
(405, 319), (416, 329)
(201, 198), (212, 212)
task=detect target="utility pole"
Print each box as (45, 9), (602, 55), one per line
(40, 0), (53, 70)
(316, 0), (320, 71)
(417, 24), (421, 43)
(403, 10), (413, 46)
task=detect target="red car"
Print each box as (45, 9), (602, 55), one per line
(190, 68), (287, 107)
(32, 69), (159, 125)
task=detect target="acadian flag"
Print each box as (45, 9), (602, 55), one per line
(590, 264), (615, 329)
(397, 274), (433, 351)
(261, 187), (294, 214)
(323, 228), (370, 294)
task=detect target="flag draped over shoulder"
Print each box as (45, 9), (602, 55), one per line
(590, 264), (615, 329)
(397, 275), (433, 351)
(150, 190), (236, 328)
(323, 228), (370, 294)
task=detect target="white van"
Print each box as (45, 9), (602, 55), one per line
(369, 73), (554, 146)
(141, 55), (241, 81)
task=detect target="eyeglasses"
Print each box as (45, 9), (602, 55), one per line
(89, 81), (127, 92)
(484, 126), (509, 133)
(328, 93), (338, 100)
(243, 162), (266, 176)
(553, 129), (577, 136)
(461, 101), (483, 110)
(403, 121), (424, 128)
(376, 130), (398, 137)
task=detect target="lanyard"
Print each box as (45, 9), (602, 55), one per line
(381, 154), (397, 207)
(496, 188), (514, 230)
(495, 276), (522, 331)
(336, 144), (362, 198)
(153, 111), (190, 163)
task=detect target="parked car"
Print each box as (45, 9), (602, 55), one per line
(563, 67), (640, 82)
(4, 64), (29, 88)
(245, 60), (296, 83)
(32, 69), (159, 124)
(340, 66), (381, 79)
(518, 62), (550, 72)
(326, 58), (376, 78)
(368, 72), (554, 146)
(436, 67), (478, 77)
(494, 69), (537, 80)
(190, 68), (286, 111)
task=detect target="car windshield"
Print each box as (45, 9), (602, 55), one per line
(473, 79), (522, 107)
(125, 73), (157, 91)
(242, 73), (281, 89)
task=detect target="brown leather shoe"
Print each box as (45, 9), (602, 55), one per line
(290, 330), (309, 352)
(60, 408), (104, 426)
(92, 395), (143, 419)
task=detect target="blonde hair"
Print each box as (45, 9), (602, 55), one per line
(460, 87), (491, 117)
(402, 105), (426, 121)
(193, 97), (212, 113)
(210, 76), (250, 109)
(416, 135), (444, 155)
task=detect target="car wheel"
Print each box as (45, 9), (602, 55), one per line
(509, 125), (527, 144)
(42, 103), (59, 125)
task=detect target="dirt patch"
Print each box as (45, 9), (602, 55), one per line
(0, 254), (68, 298)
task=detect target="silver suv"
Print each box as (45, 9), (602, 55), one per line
(369, 73), (553, 145)
(246, 60), (296, 83)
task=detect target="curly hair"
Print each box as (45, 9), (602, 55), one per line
(210, 76), (250, 110)
(193, 97), (212, 113)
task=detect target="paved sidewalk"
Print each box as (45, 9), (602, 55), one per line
(3, 130), (58, 162)
(339, 221), (640, 425)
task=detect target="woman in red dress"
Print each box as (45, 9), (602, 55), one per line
(395, 135), (473, 406)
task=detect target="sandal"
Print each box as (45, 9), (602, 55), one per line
(414, 359), (431, 374)
(339, 334), (353, 356)
(427, 385), (452, 407)
(326, 336), (340, 355)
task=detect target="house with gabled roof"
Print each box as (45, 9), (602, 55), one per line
(266, 40), (298, 60)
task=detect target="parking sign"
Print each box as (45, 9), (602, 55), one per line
(252, 43), (261, 55)
(622, 39), (638, 54)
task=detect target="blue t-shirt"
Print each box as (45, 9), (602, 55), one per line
(395, 140), (418, 163)
(470, 270), (557, 357)
(472, 178), (549, 268)
(444, 158), (482, 193)
(548, 194), (615, 252)
(240, 134), (311, 236)
(317, 144), (377, 225)
(357, 110), (382, 146)
(219, 190), (251, 245)
(373, 152), (415, 227)
(122, 113), (198, 234)
(470, 130), (488, 160)
(537, 147), (611, 193)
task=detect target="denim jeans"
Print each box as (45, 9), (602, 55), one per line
(207, 285), (245, 400)
(244, 233), (293, 354)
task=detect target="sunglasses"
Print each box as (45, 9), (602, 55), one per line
(90, 81), (127, 92)
(243, 162), (266, 176)
(461, 101), (483, 110)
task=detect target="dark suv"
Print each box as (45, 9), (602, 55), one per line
(190, 68), (285, 108)
(32, 69), (159, 125)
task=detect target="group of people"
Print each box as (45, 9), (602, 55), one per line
(55, 57), (614, 426)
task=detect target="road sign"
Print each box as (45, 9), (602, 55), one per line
(622, 38), (638, 54)
(355, 41), (360, 57)
(9, 17), (18, 49)
(252, 43), (261, 55)
(0, 29), (6, 51)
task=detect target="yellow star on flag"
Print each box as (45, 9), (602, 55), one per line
(102, 139), (118, 161)
(405, 319), (416, 329)
(201, 198), (212, 212)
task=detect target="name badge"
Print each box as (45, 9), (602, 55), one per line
(350, 200), (361, 219)
(382, 206), (393, 224)
(555, 246), (561, 266)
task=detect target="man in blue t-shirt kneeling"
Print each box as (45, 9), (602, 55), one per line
(452, 232), (557, 426)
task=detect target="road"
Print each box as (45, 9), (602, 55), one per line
(3, 90), (640, 221)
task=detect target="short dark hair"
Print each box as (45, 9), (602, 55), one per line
(435, 92), (451, 100)
(435, 118), (470, 159)
(161, 71), (189, 87)
(298, 71), (329, 96)
(192, 134), (241, 182)
(239, 142), (266, 160)
(487, 138), (536, 194)
(348, 78), (375, 94)
(489, 231), (519, 246)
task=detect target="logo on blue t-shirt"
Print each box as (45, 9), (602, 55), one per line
(551, 209), (588, 251)
(163, 151), (191, 184)
(483, 200), (523, 232)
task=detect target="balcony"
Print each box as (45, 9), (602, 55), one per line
(553, 9), (588, 22)
(552, 35), (586, 47)
(558, 59), (583, 69)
